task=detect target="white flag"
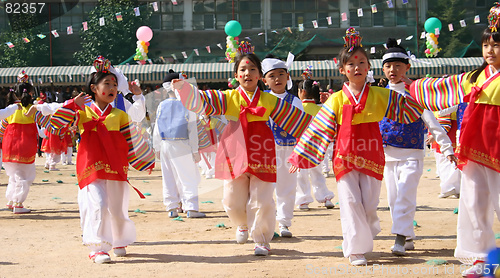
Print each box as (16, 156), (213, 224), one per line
(420, 31), (426, 39)
(134, 7), (140, 16)
(99, 17), (105, 26)
(182, 51), (187, 59)
(312, 20), (318, 28)
(51, 30), (59, 38)
(217, 43), (223, 49)
(474, 15), (480, 24)
(206, 46), (211, 53)
(171, 0), (178, 4)
(82, 21), (88, 31)
(370, 47), (375, 54)
(448, 23), (454, 31)
(171, 54), (177, 60)
(299, 23), (304, 32)
(326, 16), (332, 25)
(194, 49), (199, 56)
(67, 26), (73, 35)
(397, 39), (401, 44)
(152, 2), (158, 11)
(357, 8), (363, 17)
(460, 20), (466, 27)
(435, 28), (440, 35)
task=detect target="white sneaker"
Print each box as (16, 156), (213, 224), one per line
(49, 166), (60, 171)
(90, 252), (112, 264)
(405, 240), (415, 250)
(461, 262), (485, 277)
(298, 203), (310, 210)
(254, 243), (270, 256)
(168, 210), (178, 218)
(113, 247), (126, 257)
(187, 210), (206, 218)
(438, 189), (457, 198)
(391, 243), (406, 256)
(235, 226), (248, 244)
(349, 254), (367, 266)
(62, 162), (68, 165)
(323, 172), (329, 178)
(205, 174), (214, 179)
(13, 206), (31, 214)
(325, 200), (335, 209)
(279, 225), (292, 238)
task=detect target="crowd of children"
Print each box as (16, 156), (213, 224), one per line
(2, 4), (500, 277)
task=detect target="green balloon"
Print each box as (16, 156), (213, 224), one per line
(424, 17), (442, 34)
(225, 20), (242, 37)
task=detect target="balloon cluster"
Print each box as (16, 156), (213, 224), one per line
(423, 17), (442, 58)
(224, 20), (242, 63)
(224, 20), (242, 87)
(134, 26), (153, 65)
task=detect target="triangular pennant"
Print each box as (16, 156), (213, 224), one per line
(51, 30), (59, 37)
(134, 7), (140, 16)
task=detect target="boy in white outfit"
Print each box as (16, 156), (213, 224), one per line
(262, 54), (302, 237)
(153, 71), (205, 218)
(379, 38), (457, 256)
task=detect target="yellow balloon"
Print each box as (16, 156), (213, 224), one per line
(429, 33), (435, 38)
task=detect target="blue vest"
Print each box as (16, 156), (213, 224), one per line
(114, 93), (126, 112)
(156, 99), (189, 140)
(266, 92), (297, 146)
(379, 117), (427, 149)
(457, 103), (468, 130)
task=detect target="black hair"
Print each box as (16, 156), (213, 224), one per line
(233, 53), (263, 76)
(298, 79), (321, 104)
(337, 46), (370, 69)
(9, 82), (34, 107)
(468, 28), (500, 84)
(163, 69), (180, 83)
(86, 71), (117, 101)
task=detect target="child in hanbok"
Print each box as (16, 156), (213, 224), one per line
(50, 56), (154, 264)
(172, 42), (312, 256)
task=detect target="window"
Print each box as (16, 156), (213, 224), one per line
(396, 10), (407, 26)
(350, 10), (359, 27)
(151, 1), (184, 30)
(373, 11), (384, 26)
(270, 0), (339, 29)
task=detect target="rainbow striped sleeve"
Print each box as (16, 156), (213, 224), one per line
(435, 114), (452, 133)
(121, 121), (155, 171)
(0, 119), (8, 138)
(50, 101), (77, 131)
(34, 111), (50, 129)
(176, 82), (227, 116)
(197, 120), (211, 149)
(410, 74), (465, 111)
(199, 89), (227, 116)
(270, 97), (313, 139)
(385, 90), (425, 124)
(289, 104), (337, 168)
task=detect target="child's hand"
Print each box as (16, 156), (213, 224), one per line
(129, 80), (142, 95)
(192, 152), (201, 163)
(289, 165), (300, 173)
(24, 105), (37, 116)
(15, 103), (22, 110)
(401, 75), (413, 85)
(74, 93), (91, 110)
(447, 154), (458, 167)
(171, 79), (185, 91)
(425, 134), (435, 145)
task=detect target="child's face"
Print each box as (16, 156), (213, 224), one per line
(483, 36), (500, 70)
(235, 57), (262, 91)
(382, 61), (411, 84)
(263, 68), (289, 94)
(92, 75), (118, 104)
(339, 50), (370, 83)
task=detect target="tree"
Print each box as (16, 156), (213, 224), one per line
(426, 0), (474, 58)
(73, 0), (151, 66)
(0, 13), (49, 67)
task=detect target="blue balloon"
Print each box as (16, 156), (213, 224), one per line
(424, 17), (442, 34)
(225, 20), (242, 37)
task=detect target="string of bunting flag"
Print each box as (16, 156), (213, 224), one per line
(1, 0), (489, 65)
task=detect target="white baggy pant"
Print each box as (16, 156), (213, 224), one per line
(223, 173), (276, 244)
(199, 151), (215, 176)
(455, 161), (500, 264)
(296, 164), (334, 206)
(45, 152), (61, 167)
(61, 147), (73, 164)
(160, 140), (201, 211)
(78, 179), (136, 252)
(434, 152), (461, 194)
(384, 160), (423, 238)
(4, 162), (36, 204)
(337, 170), (381, 257)
(274, 145), (297, 227)
(322, 144), (334, 174)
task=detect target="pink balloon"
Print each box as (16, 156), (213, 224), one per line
(136, 26), (153, 42)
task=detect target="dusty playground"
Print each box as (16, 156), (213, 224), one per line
(1, 153), (499, 278)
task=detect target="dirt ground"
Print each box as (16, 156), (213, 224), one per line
(1, 152), (499, 278)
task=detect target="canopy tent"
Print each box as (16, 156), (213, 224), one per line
(0, 57), (484, 86)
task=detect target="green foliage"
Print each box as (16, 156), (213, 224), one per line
(73, 0), (152, 66)
(0, 13), (49, 67)
(426, 0), (471, 57)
